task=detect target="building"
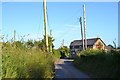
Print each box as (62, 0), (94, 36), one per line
(69, 37), (106, 58)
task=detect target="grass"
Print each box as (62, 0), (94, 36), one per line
(2, 42), (60, 79)
(73, 49), (120, 78)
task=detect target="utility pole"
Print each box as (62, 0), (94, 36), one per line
(80, 17), (84, 50)
(83, 4), (87, 49)
(50, 30), (52, 53)
(43, 0), (49, 52)
(61, 39), (64, 48)
(14, 30), (16, 42)
(14, 30), (16, 48)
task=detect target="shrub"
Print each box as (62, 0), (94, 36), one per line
(73, 49), (120, 78)
(2, 42), (54, 79)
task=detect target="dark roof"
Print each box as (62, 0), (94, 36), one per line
(70, 38), (105, 46)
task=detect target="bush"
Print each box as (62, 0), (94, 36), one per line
(2, 42), (55, 79)
(52, 49), (61, 60)
(73, 49), (120, 78)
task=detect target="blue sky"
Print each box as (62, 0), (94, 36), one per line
(118, 2), (120, 47)
(2, 2), (118, 49)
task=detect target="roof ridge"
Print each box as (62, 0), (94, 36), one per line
(70, 38), (101, 46)
(73, 37), (99, 41)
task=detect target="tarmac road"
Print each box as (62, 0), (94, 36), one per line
(54, 59), (90, 79)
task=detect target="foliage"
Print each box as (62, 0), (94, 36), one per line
(32, 35), (55, 52)
(52, 49), (61, 60)
(1, 33), (59, 79)
(58, 46), (69, 57)
(15, 41), (25, 49)
(34, 40), (42, 48)
(108, 44), (114, 49)
(117, 47), (120, 49)
(79, 49), (105, 56)
(2, 42), (55, 79)
(73, 49), (120, 78)
(25, 40), (34, 49)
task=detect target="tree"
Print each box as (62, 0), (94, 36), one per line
(117, 47), (120, 49)
(42, 35), (55, 52)
(34, 40), (43, 49)
(33, 35), (55, 52)
(15, 41), (25, 49)
(48, 36), (55, 52)
(58, 46), (69, 58)
(108, 44), (114, 49)
(26, 40), (34, 49)
(113, 41), (116, 49)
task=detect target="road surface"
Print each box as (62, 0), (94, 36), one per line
(54, 59), (90, 79)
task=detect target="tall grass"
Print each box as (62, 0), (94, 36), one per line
(73, 49), (120, 78)
(2, 41), (58, 79)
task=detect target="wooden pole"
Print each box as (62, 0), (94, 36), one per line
(80, 17), (84, 50)
(14, 30), (16, 48)
(43, 0), (49, 52)
(50, 30), (52, 53)
(83, 4), (87, 49)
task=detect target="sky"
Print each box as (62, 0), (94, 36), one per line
(118, 2), (120, 47)
(1, 2), (118, 49)
(1, 0), (120, 2)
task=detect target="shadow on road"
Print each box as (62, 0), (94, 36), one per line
(54, 59), (91, 79)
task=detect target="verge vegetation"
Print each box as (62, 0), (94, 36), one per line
(1, 34), (60, 79)
(73, 49), (120, 78)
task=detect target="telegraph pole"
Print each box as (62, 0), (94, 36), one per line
(14, 30), (16, 42)
(43, 0), (49, 52)
(61, 39), (64, 48)
(80, 17), (84, 50)
(50, 30), (52, 53)
(83, 4), (87, 49)
(14, 30), (16, 48)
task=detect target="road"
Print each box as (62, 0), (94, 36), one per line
(54, 59), (90, 79)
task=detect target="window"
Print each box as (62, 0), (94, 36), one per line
(74, 46), (79, 49)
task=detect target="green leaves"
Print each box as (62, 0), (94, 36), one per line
(73, 49), (120, 78)
(2, 46), (54, 79)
